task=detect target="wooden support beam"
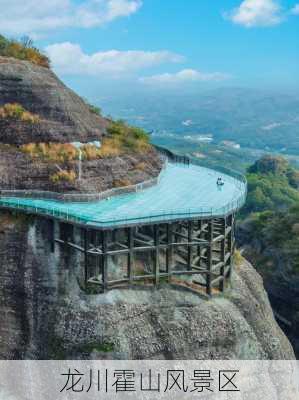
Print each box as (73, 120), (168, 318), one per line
(66, 241), (85, 253)
(172, 230), (188, 240)
(90, 240), (209, 257)
(134, 237), (154, 246)
(225, 252), (231, 263)
(171, 270), (211, 277)
(127, 227), (134, 284)
(56, 216), (236, 296)
(190, 266), (211, 274)
(153, 224), (160, 285)
(87, 246), (102, 254)
(219, 217), (226, 292)
(192, 255), (201, 267)
(206, 219), (214, 296)
(212, 260), (225, 272)
(213, 234), (225, 243)
(226, 214), (234, 284)
(102, 230), (108, 292)
(212, 275), (224, 287)
(95, 231), (101, 279)
(187, 221), (193, 270)
(49, 219), (55, 253)
(134, 231), (154, 244)
(87, 278), (104, 286)
(225, 226), (232, 236)
(114, 241), (129, 250)
(196, 220), (202, 270)
(166, 223), (173, 280)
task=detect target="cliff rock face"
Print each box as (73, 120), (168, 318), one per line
(0, 56), (107, 144)
(0, 146), (162, 193)
(0, 213), (295, 360)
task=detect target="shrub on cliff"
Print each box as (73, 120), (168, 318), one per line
(21, 143), (78, 163)
(21, 120), (150, 164)
(50, 170), (77, 184)
(0, 35), (50, 68)
(107, 120), (150, 152)
(0, 103), (40, 123)
(86, 102), (102, 116)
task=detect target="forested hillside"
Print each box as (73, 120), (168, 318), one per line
(237, 155), (299, 356)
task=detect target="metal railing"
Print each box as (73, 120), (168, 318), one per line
(0, 194), (246, 228)
(0, 147), (247, 228)
(0, 155), (168, 203)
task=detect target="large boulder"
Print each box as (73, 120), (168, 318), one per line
(0, 56), (108, 145)
(0, 56), (162, 193)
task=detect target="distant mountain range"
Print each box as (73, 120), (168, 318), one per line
(100, 87), (299, 154)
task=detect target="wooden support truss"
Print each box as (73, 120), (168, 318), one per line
(55, 215), (236, 296)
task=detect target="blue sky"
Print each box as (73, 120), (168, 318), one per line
(1, 0), (298, 97)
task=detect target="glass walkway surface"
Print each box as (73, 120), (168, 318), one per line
(0, 163), (247, 228)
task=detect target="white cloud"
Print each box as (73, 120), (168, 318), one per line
(291, 4), (299, 14)
(139, 69), (231, 85)
(261, 122), (283, 130)
(0, 0), (142, 36)
(46, 42), (184, 77)
(225, 0), (284, 27)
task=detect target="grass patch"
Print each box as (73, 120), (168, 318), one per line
(113, 178), (132, 187)
(0, 103), (40, 123)
(21, 143), (78, 163)
(135, 162), (147, 172)
(107, 120), (150, 153)
(82, 98), (102, 115)
(20, 119), (151, 164)
(233, 249), (244, 269)
(0, 35), (50, 68)
(50, 169), (76, 184)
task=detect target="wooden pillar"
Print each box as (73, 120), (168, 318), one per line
(96, 230), (101, 278)
(127, 227), (134, 284)
(206, 219), (214, 296)
(153, 224), (160, 285)
(219, 217), (226, 292)
(227, 214), (234, 284)
(197, 220), (202, 269)
(187, 220), (193, 271)
(49, 219), (55, 253)
(166, 223), (173, 282)
(102, 230), (108, 292)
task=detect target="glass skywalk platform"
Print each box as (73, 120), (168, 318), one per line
(0, 162), (247, 228)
